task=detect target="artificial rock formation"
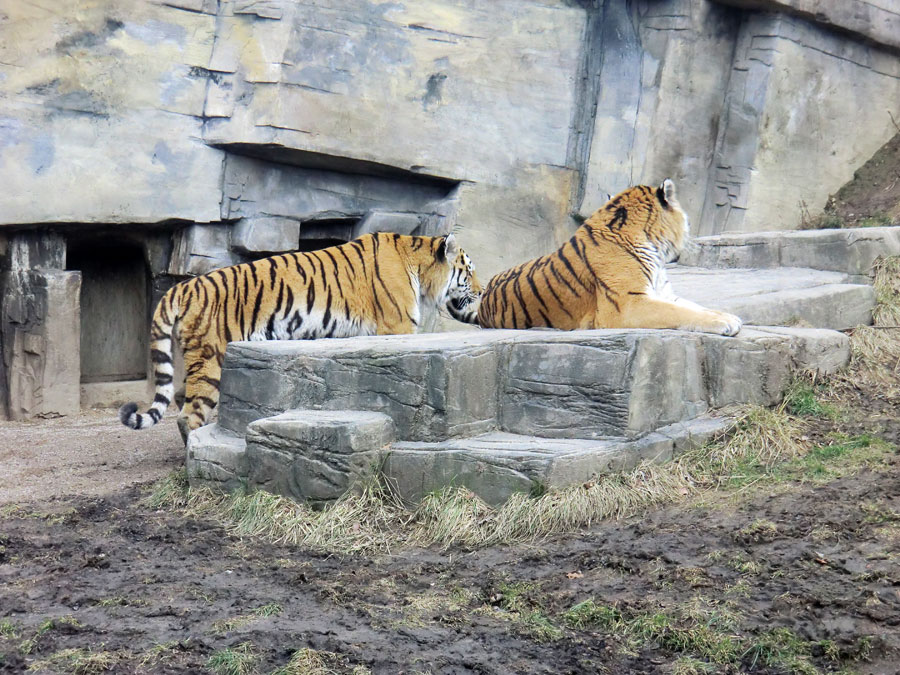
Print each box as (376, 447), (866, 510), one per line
(1, 0), (899, 417)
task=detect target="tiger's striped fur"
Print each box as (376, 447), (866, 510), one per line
(119, 232), (482, 437)
(477, 180), (742, 335)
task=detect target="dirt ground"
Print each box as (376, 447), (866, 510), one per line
(0, 410), (182, 506)
(812, 131), (900, 227)
(1, 406), (899, 674)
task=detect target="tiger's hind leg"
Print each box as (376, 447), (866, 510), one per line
(178, 346), (223, 442)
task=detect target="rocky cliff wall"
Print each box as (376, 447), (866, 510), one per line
(2, 0), (899, 272)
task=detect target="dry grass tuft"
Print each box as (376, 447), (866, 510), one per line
(149, 402), (813, 554)
(871, 256), (900, 327)
(832, 255), (900, 398)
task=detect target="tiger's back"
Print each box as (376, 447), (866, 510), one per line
(120, 232), (482, 438)
(477, 180), (742, 336)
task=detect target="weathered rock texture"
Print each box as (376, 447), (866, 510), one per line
(3, 1), (900, 258)
(680, 227), (900, 280)
(2, 0), (899, 417)
(187, 324), (850, 504)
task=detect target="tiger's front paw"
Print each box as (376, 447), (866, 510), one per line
(712, 312), (742, 337)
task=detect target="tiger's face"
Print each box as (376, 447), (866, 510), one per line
(649, 178), (690, 263)
(427, 234), (482, 324)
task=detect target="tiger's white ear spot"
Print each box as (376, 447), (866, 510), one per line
(444, 233), (460, 260)
(660, 178), (676, 205)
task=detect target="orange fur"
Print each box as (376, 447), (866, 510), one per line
(477, 180), (742, 335)
(120, 233), (482, 437)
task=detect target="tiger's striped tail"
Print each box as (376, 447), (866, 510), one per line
(119, 285), (181, 430)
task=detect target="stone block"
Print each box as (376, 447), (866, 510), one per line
(386, 417), (727, 506)
(186, 423), (249, 493)
(701, 328), (792, 409)
(353, 211), (424, 238)
(231, 216), (300, 254)
(499, 338), (633, 439)
(753, 326), (850, 375)
(1, 269), (81, 419)
(683, 227), (900, 277)
(246, 410), (393, 503)
(626, 335), (708, 435)
(669, 266), (875, 330)
(168, 224), (240, 276)
(5, 231), (66, 271)
(218, 333), (503, 440)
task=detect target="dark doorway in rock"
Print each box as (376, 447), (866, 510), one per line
(67, 241), (149, 383)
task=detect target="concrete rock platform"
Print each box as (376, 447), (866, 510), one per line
(669, 267), (873, 330)
(187, 226), (896, 505)
(188, 325), (849, 505)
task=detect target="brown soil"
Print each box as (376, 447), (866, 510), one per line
(1, 409), (899, 673)
(812, 131), (900, 228)
(0, 409), (182, 506)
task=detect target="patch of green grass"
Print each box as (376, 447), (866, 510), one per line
(814, 213), (844, 230)
(19, 618), (56, 655)
(562, 599), (741, 664)
(206, 642), (259, 675)
(26, 647), (123, 674)
(212, 603), (283, 633)
(737, 519), (778, 542)
(794, 434), (892, 481)
(563, 600), (842, 673)
(491, 581), (535, 613)
(857, 213), (894, 228)
(860, 501), (900, 524)
(521, 611), (564, 642)
(271, 647), (373, 675)
(96, 595), (135, 608)
(872, 256), (900, 326)
(742, 627), (817, 674)
(139, 640), (185, 668)
(783, 381), (838, 419)
(671, 655), (717, 674)
(0, 620), (17, 639)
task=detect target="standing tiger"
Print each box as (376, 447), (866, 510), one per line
(119, 232), (482, 438)
(477, 179), (742, 336)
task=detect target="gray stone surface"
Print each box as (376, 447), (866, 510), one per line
(216, 325), (849, 440)
(246, 410), (393, 503)
(680, 227), (900, 277)
(385, 417), (730, 505)
(231, 216), (301, 255)
(186, 422), (249, 493)
(699, 13), (900, 234)
(669, 267), (875, 330)
(4, 0), (898, 294)
(218, 332), (504, 440)
(353, 211), (424, 238)
(168, 224), (241, 276)
(714, 0), (900, 51)
(1, 232), (82, 419)
(190, 323), (850, 503)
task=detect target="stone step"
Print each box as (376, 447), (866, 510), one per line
(245, 410), (393, 505)
(190, 326), (850, 504)
(679, 226), (900, 280)
(216, 327), (848, 443)
(385, 418), (728, 505)
(669, 267), (874, 330)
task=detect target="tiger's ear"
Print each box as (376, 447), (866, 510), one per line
(437, 234), (459, 262)
(657, 179), (676, 208)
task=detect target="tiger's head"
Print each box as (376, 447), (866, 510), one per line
(422, 234), (483, 324)
(592, 179), (690, 263)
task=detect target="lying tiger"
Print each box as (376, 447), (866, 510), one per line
(120, 233), (482, 439)
(477, 179), (742, 335)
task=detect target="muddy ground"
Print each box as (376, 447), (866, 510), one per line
(1, 406), (899, 674)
